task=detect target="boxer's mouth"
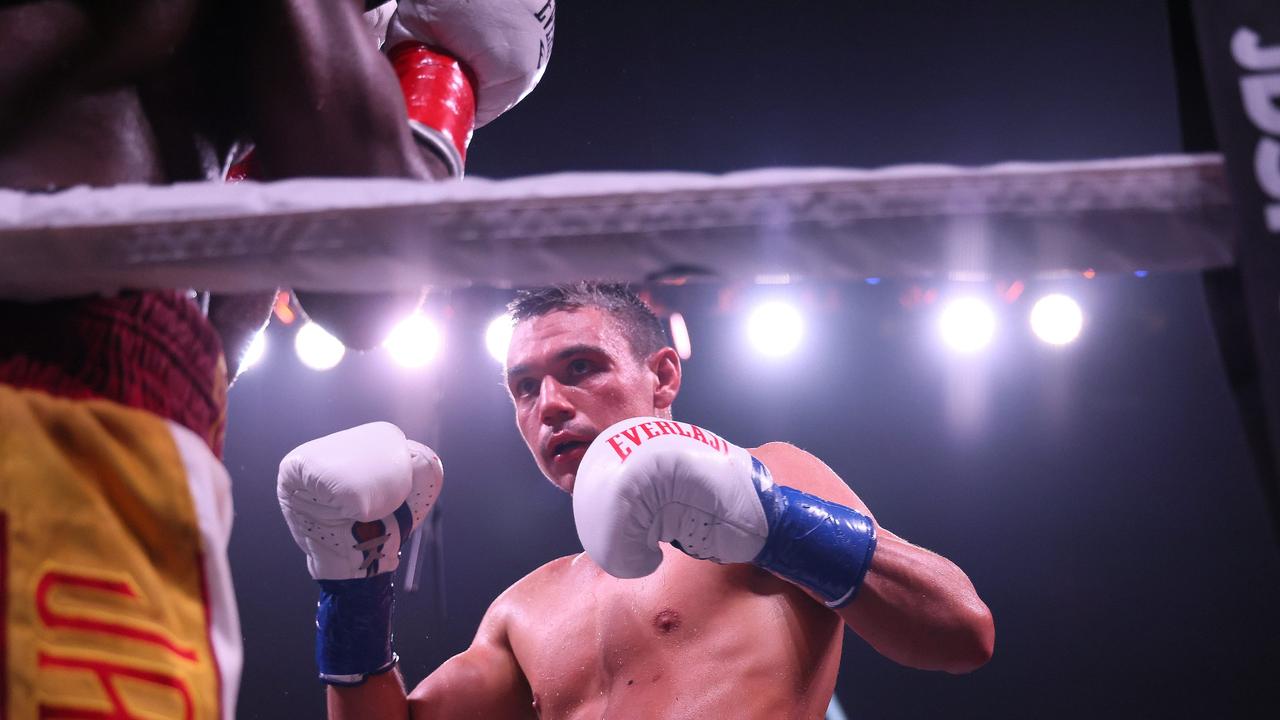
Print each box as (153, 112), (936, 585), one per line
(551, 440), (588, 459)
(547, 433), (592, 464)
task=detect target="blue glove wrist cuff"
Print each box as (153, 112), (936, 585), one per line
(751, 459), (877, 608)
(316, 573), (397, 685)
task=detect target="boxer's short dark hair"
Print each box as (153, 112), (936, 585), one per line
(508, 282), (669, 360)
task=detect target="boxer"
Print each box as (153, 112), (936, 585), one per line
(282, 282), (994, 718)
(0, 1), (548, 716)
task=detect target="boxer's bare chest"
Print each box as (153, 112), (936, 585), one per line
(505, 547), (841, 719)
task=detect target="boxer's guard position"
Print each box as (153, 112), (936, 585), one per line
(281, 282), (995, 718)
(0, 1), (551, 716)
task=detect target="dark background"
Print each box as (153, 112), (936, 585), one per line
(224, 2), (1280, 717)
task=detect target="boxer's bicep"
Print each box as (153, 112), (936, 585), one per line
(407, 609), (535, 720)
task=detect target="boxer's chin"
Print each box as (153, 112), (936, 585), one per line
(547, 445), (588, 493)
(551, 471), (576, 495)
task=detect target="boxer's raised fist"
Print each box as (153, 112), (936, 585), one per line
(573, 417), (769, 579)
(278, 421), (442, 581)
(574, 417), (877, 609)
(389, 0), (555, 127)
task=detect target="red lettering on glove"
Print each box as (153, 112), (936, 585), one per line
(606, 420), (729, 463)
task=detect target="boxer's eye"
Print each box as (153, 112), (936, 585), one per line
(514, 378), (538, 397)
(567, 358), (593, 377)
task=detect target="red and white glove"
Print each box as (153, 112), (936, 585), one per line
(386, 0), (555, 176)
(573, 417), (768, 579)
(573, 417), (879, 609)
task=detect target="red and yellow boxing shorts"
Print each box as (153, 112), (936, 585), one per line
(0, 386), (240, 719)
(0, 292), (239, 719)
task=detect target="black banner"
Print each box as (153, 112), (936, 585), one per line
(1191, 0), (1280, 535)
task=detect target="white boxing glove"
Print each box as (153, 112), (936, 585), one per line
(388, 0), (555, 127)
(278, 421), (443, 581)
(573, 417), (769, 579)
(574, 417), (878, 608)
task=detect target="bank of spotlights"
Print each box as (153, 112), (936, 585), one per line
(1030, 294), (1083, 346)
(384, 313), (443, 368)
(295, 322), (345, 371)
(486, 314), (514, 364)
(747, 301), (804, 358)
(939, 298), (996, 354)
(240, 330), (267, 372)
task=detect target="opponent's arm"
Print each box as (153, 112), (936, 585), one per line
(247, 0), (434, 351)
(245, 0), (428, 180)
(574, 417), (994, 676)
(751, 441), (994, 674)
(282, 0), (555, 350)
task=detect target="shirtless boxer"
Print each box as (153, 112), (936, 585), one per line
(0, 1), (549, 716)
(280, 282), (994, 719)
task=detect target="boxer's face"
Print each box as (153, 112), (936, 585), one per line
(506, 308), (671, 493)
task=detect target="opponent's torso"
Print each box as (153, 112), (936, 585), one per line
(504, 545), (843, 720)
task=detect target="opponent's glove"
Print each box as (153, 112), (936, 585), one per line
(573, 417), (876, 608)
(385, 0), (555, 175)
(278, 422), (443, 684)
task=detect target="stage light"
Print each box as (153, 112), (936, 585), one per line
(486, 314), (514, 364)
(240, 330), (266, 372)
(384, 313), (442, 368)
(939, 298), (995, 353)
(669, 312), (692, 360)
(295, 321), (345, 371)
(1134, 270), (1149, 278)
(1029, 294), (1083, 346)
(747, 301), (804, 357)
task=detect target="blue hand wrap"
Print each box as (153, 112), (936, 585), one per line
(315, 573), (397, 685)
(751, 458), (877, 608)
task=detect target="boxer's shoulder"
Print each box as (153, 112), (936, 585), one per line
(749, 441), (823, 484)
(750, 441), (863, 509)
(477, 554), (594, 651)
(488, 553), (584, 613)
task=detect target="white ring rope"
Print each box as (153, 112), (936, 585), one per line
(0, 154), (1232, 299)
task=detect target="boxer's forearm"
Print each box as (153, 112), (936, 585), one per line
(838, 532), (994, 674)
(246, 0), (430, 180)
(328, 668), (410, 720)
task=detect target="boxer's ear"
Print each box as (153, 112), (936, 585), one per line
(649, 347), (681, 412)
